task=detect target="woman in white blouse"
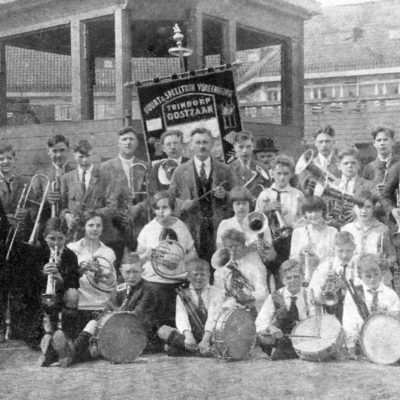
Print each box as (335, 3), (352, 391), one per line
(67, 211), (117, 336)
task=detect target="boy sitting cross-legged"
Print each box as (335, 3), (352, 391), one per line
(158, 257), (224, 356)
(256, 259), (315, 360)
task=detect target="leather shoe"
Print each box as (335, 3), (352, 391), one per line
(39, 334), (58, 367)
(52, 330), (73, 368)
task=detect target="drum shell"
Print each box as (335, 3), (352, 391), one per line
(213, 308), (256, 360)
(96, 311), (147, 363)
(291, 314), (344, 362)
(360, 312), (400, 365)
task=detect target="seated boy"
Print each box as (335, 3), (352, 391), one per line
(158, 257), (223, 356)
(51, 252), (162, 367)
(213, 228), (268, 313)
(256, 259), (315, 360)
(309, 231), (360, 323)
(342, 253), (400, 357)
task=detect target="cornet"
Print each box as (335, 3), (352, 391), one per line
(211, 247), (255, 304)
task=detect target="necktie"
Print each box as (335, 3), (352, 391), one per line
(81, 169), (86, 194)
(369, 289), (379, 312)
(341, 263), (348, 279)
(342, 179), (349, 193)
(5, 176), (13, 193)
(199, 162), (207, 186)
(288, 296), (299, 322)
(272, 188), (281, 202)
(195, 289), (207, 323)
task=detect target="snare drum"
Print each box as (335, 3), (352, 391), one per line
(360, 313), (400, 365)
(95, 311), (147, 363)
(291, 314), (344, 362)
(213, 308), (256, 360)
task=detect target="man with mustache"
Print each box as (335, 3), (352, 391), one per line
(169, 127), (234, 265)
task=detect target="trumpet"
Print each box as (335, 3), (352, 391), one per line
(42, 245), (59, 309)
(295, 149), (337, 183)
(211, 247), (255, 304)
(6, 174), (50, 260)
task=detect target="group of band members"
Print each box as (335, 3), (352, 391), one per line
(2, 123), (400, 366)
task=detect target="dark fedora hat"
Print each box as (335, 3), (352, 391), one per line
(253, 137), (279, 154)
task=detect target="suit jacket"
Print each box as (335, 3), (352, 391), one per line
(169, 157), (234, 246)
(60, 167), (117, 219)
(362, 156), (400, 185)
(382, 160), (400, 213)
(230, 158), (271, 188)
(100, 156), (150, 245)
(332, 175), (376, 198)
(148, 156), (189, 192)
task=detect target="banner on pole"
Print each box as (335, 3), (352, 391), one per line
(137, 69), (242, 163)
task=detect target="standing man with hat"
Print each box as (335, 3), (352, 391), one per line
(253, 137), (280, 178)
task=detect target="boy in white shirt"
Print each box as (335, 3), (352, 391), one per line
(256, 154), (304, 287)
(309, 231), (359, 322)
(256, 259), (315, 360)
(158, 258), (223, 356)
(342, 253), (400, 357)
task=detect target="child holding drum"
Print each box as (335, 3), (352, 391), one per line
(256, 259), (315, 360)
(342, 253), (400, 359)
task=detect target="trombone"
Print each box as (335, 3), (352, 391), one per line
(5, 174), (50, 260)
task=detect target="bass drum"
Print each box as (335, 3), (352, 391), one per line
(291, 314), (344, 362)
(96, 311), (147, 363)
(360, 313), (400, 365)
(213, 308), (256, 360)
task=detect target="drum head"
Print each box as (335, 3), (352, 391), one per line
(361, 313), (400, 365)
(97, 312), (147, 363)
(292, 314), (343, 355)
(218, 309), (256, 360)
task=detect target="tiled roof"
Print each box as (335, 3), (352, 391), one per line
(241, 0), (400, 82)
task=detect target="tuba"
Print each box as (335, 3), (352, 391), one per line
(295, 149), (338, 183)
(150, 239), (186, 280)
(211, 247), (255, 304)
(243, 165), (272, 202)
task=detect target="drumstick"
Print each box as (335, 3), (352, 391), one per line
(284, 334), (321, 339)
(196, 180), (228, 201)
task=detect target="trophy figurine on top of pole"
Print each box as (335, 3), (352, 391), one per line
(168, 24), (193, 73)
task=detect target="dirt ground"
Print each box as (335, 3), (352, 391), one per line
(0, 342), (397, 400)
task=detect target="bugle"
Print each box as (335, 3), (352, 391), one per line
(295, 149), (337, 183)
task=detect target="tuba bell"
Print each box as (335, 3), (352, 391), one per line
(295, 149), (337, 183)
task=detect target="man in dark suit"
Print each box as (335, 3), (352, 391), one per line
(149, 129), (189, 192)
(169, 127), (234, 263)
(32, 134), (74, 222)
(363, 127), (399, 196)
(60, 140), (117, 242)
(100, 127), (149, 257)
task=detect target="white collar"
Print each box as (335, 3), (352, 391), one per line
(363, 281), (385, 293)
(271, 182), (291, 192)
(194, 156), (211, 169)
(378, 154), (392, 163)
(341, 175), (357, 183)
(283, 287), (303, 298)
(78, 164), (93, 175)
(119, 155), (135, 164)
(318, 152), (333, 163)
(189, 284), (210, 292)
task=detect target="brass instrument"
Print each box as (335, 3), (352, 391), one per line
(211, 247), (255, 304)
(129, 163), (151, 221)
(42, 245), (59, 309)
(79, 255), (117, 293)
(158, 158), (179, 186)
(320, 270), (341, 307)
(271, 209), (292, 242)
(243, 165), (272, 202)
(295, 149), (338, 183)
(50, 177), (61, 218)
(176, 286), (205, 336)
(150, 239), (186, 280)
(6, 174), (50, 260)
